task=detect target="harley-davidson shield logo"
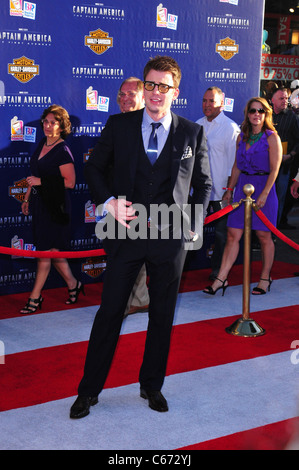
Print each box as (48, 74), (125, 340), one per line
(8, 177), (29, 203)
(216, 37), (239, 60)
(85, 28), (113, 55)
(8, 56), (39, 83)
(82, 256), (107, 278)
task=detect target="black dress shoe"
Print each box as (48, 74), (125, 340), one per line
(140, 388), (168, 412)
(70, 395), (98, 419)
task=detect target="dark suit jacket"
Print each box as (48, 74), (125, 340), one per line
(84, 108), (212, 249)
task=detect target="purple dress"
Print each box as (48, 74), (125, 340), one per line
(227, 130), (278, 231)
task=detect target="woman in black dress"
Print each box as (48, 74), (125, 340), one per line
(20, 105), (84, 313)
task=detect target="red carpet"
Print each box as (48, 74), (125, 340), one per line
(0, 260), (295, 320)
(179, 417), (299, 450)
(2, 305), (299, 412)
(1, 260), (299, 450)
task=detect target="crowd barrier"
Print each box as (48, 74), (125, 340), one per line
(0, 193), (298, 258)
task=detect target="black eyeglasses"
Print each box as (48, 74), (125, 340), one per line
(143, 81), (175, 94)
(248, 108), (266, 115)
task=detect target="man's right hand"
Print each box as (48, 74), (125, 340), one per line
(106, 198), (137, 228)
(291, 181), (299, 199)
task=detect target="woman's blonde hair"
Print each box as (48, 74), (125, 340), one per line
(242, 97), (276, 141)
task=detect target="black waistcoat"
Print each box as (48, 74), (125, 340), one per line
(132, 131), (174, 214)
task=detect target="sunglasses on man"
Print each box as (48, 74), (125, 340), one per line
(143, 81), (175, 94)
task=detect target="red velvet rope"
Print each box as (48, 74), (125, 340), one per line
(0, 205), (234, 258)
(204, 203), (238, 225)
(253, 205), (299, 251)
(1, 203), (296, 258)
(0, 246), (106, 259)
(0, 204), (237, 258)
(10, 201), (298, 259)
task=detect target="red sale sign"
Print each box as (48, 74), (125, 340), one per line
(260, 53), (299, 81)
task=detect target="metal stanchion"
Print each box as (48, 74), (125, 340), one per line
(226, 184), (266, 337)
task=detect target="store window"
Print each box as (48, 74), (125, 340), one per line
(261, 1), (299, 105)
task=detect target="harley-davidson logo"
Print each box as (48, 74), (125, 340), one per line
(83, 148), (94, 163)
(8, 56), (39, 83)
(216, 37), (239, 60)
(82, 256), (107, 278)
(85, 28), (113, 55)
(8, 177), (29, 203)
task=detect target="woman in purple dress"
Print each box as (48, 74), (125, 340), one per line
(204, 97), (282, 296)
(20, 105), (84, 313)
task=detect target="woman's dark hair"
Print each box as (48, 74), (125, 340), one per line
(40, 104), (72, 139)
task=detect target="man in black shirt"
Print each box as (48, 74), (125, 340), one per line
(271, 87), (299, 227)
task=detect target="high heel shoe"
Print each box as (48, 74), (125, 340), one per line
(20, 295), (43, 314)
(252, 277), (272, 295)
(203, 277), (228, 296)
(65, 280), (85, 305)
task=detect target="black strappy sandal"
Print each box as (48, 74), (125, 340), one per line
(20, 295), (43, 314)
(65, 281), (85, 305)
(203, 277), (229, 297)
(252, 277), (272, 295)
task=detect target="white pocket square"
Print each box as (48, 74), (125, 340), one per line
(181, 146), (193, 160)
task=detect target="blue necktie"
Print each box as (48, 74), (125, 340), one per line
(147, 123), (161, 165)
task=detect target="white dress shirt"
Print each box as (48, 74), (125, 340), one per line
(142, 108), (172, 157)
(196, 112), (240, 201)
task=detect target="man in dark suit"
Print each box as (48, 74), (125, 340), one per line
(70, 56), (212, 419)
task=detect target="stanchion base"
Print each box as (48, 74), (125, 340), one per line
(225, 318), (266, 337)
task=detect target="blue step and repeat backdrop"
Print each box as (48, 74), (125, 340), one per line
(0, 0), (264, 295)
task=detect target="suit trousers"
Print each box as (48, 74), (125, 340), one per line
(275, 167), (290, 226)
(78, 234), (187, 397)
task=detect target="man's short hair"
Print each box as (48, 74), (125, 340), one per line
(143, 56), (182, 88)
(206, 86), (223, 96)
(119, 77), (143, 93)
(271, 87), (288, 98)
(117, 77), (143, 104)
